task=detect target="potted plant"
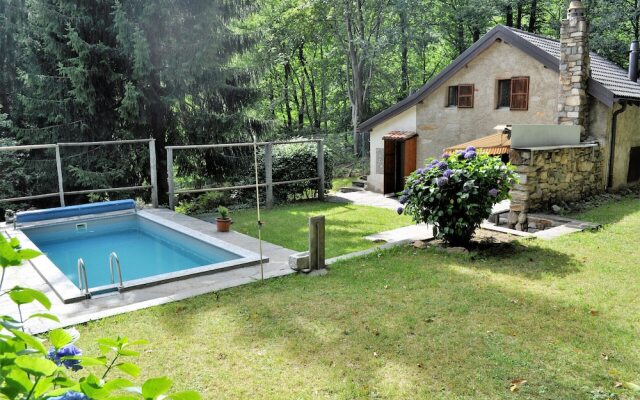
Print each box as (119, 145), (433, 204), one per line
(215, 206), (232, 232)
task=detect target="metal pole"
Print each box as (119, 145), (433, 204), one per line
(149, 139), (158, 208)
(55, 145), (65, 207)
(265, 143), (273, 209)
(317, 140), (325, 201)
(167, 148), (175, 210)
(253, 137), (264, 281)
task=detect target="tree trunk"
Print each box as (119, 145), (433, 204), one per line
(505, 4), (514, 27)
(516, 3), (523, 30)
(283, 61), (293, 129)
(298, 44), (320, 129)
(456, 22), (465, 55)
(399, 9), (409, 99)
(528, 0), (538, 32)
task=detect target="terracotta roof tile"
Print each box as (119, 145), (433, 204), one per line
(444, 132), (511, 155)
(382, 131), (417, 141)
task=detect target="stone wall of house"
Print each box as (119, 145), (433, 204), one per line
(507, 144), (603, 230)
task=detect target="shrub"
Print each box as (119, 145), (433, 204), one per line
(269, 140), (334, 203)
(399, 147), (517, 246)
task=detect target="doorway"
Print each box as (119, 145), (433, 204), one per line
(382, 132), (418, 195)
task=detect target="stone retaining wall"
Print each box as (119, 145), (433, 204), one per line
(508, 145), (603, 231)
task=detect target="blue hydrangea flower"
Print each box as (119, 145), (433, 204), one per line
(436, 161), (448, 170)
(443, 169), (454, 178)
(48, 391), (88, 400)
(488, 188), (499, 197)
(48, 345), (82, 371)
(399, 195), (407, 204)
(465, 146), (476, 152)
(396, 206), (404, 215)
(436, 177), (449, 187)
(441, 153), (450, 159)
(463, 151), (476, 160)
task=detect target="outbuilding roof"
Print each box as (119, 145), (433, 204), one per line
(444, 132), (511, 156)
(382, 131), (418, 141)
(358, 25), (640, 132)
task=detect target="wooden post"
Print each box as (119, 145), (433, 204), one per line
(317, 140), (325, 201)
(265, 143), (273, 208)
(55, 145), (65, 207)
(308, 215), (325, 270)
(149, 139), (158, 208)
(167, 148), (175, 210)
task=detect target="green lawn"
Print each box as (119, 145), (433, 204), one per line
(76, 198), (640, 399)
(228, 201), (413, 258)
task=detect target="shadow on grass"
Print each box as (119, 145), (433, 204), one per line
(465, 240), (582, 279)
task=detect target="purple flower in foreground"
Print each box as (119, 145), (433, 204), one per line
(48, 391), (89, 400)
(443, 169), (454, 178)
(463, 151), (476, 160)
(437, 161), (448, 170)
(436, 177), (449, 187)
(48, 345), (82, 371)
(441, 153), (450, 159)
(488, 188), (499, 197)
(399, 195), (407, 204)
(397, 206), (404, 215)
(465, 146), (476, 152)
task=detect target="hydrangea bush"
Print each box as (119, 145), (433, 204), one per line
(0, 235), (200, 400)
(398, 147), (517, 246)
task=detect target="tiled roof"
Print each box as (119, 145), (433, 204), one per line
(509, 27), (640, 101)
(382, 131), (417, 141)
(444, 132), (511, 155)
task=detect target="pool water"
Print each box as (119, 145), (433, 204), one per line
(22, 214), (241, 290)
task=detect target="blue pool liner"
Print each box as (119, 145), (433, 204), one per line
(16, 200), (136, 224)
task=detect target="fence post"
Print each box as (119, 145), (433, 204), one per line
(55, 145), (65, 207)
(308, 215), (325, 270)
(148, 139), (158, 208)
(167, 148), (175, 210)
(265, 143), (273, 208)
(317, 140), (325, 201)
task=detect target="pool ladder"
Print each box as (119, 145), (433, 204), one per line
(109, 252), (124, 290)
(77, 258), (91, 299)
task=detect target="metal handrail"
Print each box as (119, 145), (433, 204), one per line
(109, 252), (124, 290)
(77, 258), (90, 297)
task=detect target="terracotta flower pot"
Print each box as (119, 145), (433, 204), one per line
(216, 217), (232, 232)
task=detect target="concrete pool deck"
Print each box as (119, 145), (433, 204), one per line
(1, 208), (296, 334)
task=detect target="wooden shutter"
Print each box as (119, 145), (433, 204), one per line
(457, 84), (474, 108)
(510, 77), (529, 111)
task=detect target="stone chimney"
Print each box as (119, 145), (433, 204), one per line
(557, 0), (590, 140)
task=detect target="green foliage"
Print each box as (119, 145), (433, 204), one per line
(0, 235), (201, 399)
(217, 206), (230, 219)
(175, 191), (234, 215)
(400, 148), (517, 245)
(268, 141), (333, 202)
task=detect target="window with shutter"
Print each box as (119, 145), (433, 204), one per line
(497, 79), (511, 108)
(510, 77), (529, 111)
(457, 84), (474, 108)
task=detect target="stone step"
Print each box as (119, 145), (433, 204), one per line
(339, 186), (366, 193)
(352, 180), (367, 188)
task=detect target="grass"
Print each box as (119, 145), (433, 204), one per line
(76, 199), (640, 399)
(331, 177), (354, 192)
(229, 201), (413, 258)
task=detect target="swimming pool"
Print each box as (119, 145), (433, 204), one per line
(14, 209), (263, 303)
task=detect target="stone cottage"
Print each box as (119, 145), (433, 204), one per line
(358, 0), (640, 196)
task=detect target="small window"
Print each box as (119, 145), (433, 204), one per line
(510, 77), (530, 110)
(457, 84), (474, 108)
(447, 86), (458, 107)
(628, 147), (640, 183)
(497, 79), (511, 108)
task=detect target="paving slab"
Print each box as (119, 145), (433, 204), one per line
(364, 224), (434, 243)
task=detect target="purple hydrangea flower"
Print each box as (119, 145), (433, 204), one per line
(488, 188), (499, 197)
(441, 153), (450, 159)
(436, 177), (449, 187)
(48, 392), (89, 400)
(465, 146), (476, 152)
(397, 206), (404, 215)
(48, 345), (82, 371)
(436, 161), (448, 170)
(443, 169), (454, 178)
(399, 195), (407, 204)
(463, 151), (476, 160)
